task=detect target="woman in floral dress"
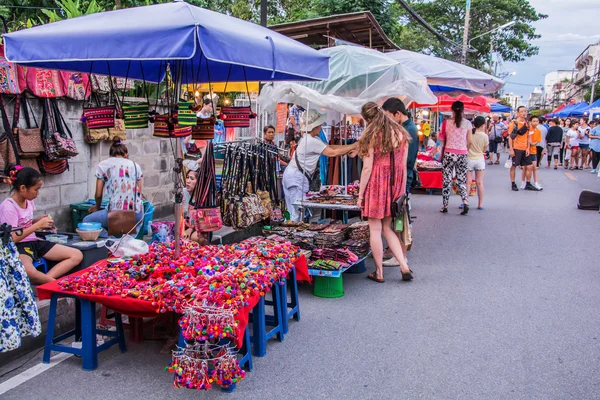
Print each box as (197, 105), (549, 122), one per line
(357, 102), (413, 283)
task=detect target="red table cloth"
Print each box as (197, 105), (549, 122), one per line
(418, 170), (443, 189)
(37, 255), (308, 348)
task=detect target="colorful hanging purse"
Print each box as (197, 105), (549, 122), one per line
(153, 114), (172, 138)
(40, 158), (69, 175)
(177, 99), (197, 126)
(108, 117), (126, 141)
(18, 157), (41, 173)
(122, 103), (149, 129)
(190, 142), (222, 232)
(82, 105), (116, 129)
(192, 117), (216, 140)
(25, 67), (66, 98)
(172, 126), (192, 138)
(84, 125), (109, 144)
(0, 96), (20, 173)
(16, 95), (44, 158)
(0, 45), (22, 94)
(221, 106), (251, 128)
(61, 71), (89, 101)
(51, 100), (78, 158)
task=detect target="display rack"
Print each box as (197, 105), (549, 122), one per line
(308, 252), (371, 278)
(294, 198), (359, 224)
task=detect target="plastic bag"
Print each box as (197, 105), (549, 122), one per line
(504, 157), (512, 169)
(106, 235), (149, 258)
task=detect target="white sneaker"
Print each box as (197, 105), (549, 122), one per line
(534, 182), (543, 191)
(383, 257), (399, 267)
(520, 182), (526, 190)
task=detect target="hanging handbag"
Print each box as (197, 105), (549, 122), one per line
(16, 95), (44, 158)
(153, 114), (173, 138)
(221, 106), (251, 128)
(83, 104), (116, 129)
(294, 151), (321, 192)
(19, 157), (41, 174)
(51, 100), (78, 158)
(0, 45), (22, 94)
(25, 67), (66, 98)
(122, 103), (149, 129)
(60, 71), (90, 101)
(108, 117), (126, 141)
(190, 142), (222, 232)
(177, 99), (197, 126)
(389, 150), (406, 220)
(192, 116), (216, 140)
(107, 161), (140, 236)
(40, 159), (68, 175)
(0, 96), (20, 173)
(41, 99), (64, 161)
(172, 126), (192, 138)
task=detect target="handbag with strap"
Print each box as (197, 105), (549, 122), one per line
(51, 100), (78, 158)
(108, 161), (140, 236)
(0, 96), (20, 173)
(122, 103), (149, 129)
(389, 150), (406, 219)
(83, 104), (116, 129)
(108, 117), (126, 141)
(40, 158), (68, 175)
(25, 67), (66, 98)
(152, 113), (173, 138)
(61, 71), (89, 101)
(190, 142), (222, 232)
(191, 116), (216, 140)
(294, 151), (321, 192)
(0, 45), (22, 94)
(221, 106), (251, 128)
(177, 99), (197, 126)
(16, 95), (44, 158)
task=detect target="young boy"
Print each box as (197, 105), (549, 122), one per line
(521, 116), (543, 190)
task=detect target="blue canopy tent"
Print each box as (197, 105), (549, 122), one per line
(3, 1), (330, 258)
(3, 1), (329, 83)
(553, 102), (582, 118)
(582, 99), (600, 116)
(490, 103), (511, 113)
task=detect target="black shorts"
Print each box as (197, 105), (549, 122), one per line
(16, 240), (56, 260)
(512, 150), (532, 167)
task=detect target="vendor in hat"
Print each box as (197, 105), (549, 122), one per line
(282, 109), (357, 222)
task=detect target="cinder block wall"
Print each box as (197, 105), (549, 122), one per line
(0, 98), (175, 231)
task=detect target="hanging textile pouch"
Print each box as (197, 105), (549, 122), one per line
(40, 159), (69, 175)
(82, 105), (115, 129)
(25, 67), (66, 98)
(0, 95), (20, 173)
(19, 157), (41, 174)
(221, 106), (251, 128)
(177, 99), (197, 126)
(0, 45), (22, 94)
(172, 126), (192, 138)
(51, 100), (78, 158)
(108, 162), (140, 236)
(152, 114), (173, 138)
(190, 142), (222, 232)
(122, 103), (149, 129)
(192, 116), (216, 140)
(16, 95), (44, 158)
(108, 117), (126, 141)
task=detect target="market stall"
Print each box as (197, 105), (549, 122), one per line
(4, 1), (330, 391)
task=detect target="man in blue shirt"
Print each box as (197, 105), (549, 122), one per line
(382, 98), (419, 189)
(381, 97), (418, 267)
(589, 119), (600, 173)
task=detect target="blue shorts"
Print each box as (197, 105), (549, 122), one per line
(530, 154), (537, 162)
(580, 143), (590, 150)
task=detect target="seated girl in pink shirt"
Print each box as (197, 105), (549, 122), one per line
(0, 166), (82, 285)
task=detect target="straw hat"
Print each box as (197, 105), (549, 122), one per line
(301, 109), (327, 132)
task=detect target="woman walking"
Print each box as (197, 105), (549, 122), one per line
(579, 118), (592, 169)
(357, 102), (413, 283)
(440, 101), (472, 215)
(467, 116), (489, 210)
(567, 120), (582, 170)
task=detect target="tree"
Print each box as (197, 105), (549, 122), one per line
(400, 0), (547, 70)
(499, 98), (512, 107)
(584, 81), (600, 103)
(41, 0), (105, 23)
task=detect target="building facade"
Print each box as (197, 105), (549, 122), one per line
(544, 70), (577, 109)
(501, 92), (521, 110)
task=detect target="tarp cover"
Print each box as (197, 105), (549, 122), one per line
(259, 46), (436, 114)
(554, 102), (588, 118)
(490, 103), (512, 113)
(386, 50), (505, 94)
(3, 2), (329, 83)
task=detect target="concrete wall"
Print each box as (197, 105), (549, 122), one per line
(0, 98), (175, 231)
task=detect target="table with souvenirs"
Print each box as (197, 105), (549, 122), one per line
(416, 154), (443, 193)
(294, 183), (361, 224)
(263, 217), (371, 298)
(37, 237), (309, 392)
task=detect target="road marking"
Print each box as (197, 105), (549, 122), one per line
(0, 353), (73, 396)
(565, 173), (577, 181)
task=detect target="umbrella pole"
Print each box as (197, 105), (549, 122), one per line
(173, 61), (184, 259)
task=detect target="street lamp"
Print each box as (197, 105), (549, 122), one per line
(463, 20), (516, 65)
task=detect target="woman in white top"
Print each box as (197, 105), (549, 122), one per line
(282, 109), (357, 222)
(467, 116), (489, 210)
(566, 120), (582, 170)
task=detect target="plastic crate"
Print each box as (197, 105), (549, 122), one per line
(313, 275), (344, 298)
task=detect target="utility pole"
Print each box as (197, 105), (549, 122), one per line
(260, 0), (267, 27)
(460, 0), (471, 64)
(590, 60), (599, 110)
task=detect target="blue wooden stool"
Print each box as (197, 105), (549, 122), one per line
(280, 267), (300, 335)
(43, 293), (126, 371)
(251, 283), (284, 357)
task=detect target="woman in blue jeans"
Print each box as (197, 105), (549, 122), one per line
(84, 137), (144, 234)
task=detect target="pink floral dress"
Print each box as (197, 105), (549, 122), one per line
(362, 145), (407, 219)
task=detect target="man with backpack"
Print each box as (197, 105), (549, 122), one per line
(508, 106), (539, 191)
(487, 114), (507, 165)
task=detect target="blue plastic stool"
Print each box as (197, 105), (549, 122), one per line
(280, 267), (300, 335)
(250, 283), (284, 357)
(43, 293), (126, 371)
(33, 257), (48, 273)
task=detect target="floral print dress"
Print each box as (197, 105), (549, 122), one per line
(0, 241), (41, 353)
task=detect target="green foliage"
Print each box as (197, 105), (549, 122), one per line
(401, 0), (547, 70)
(529, 109), (551, 117)
(499, 98), (512, 107)
(584, 81), (600, 103)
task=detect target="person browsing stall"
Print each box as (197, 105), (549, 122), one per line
(84, 138), (144, 233)
(282, 110), (357, 222)
(263, 125), (288, 167)
(0, 166), (82, 285)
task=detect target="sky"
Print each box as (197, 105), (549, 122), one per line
(501, 0), (600, 104)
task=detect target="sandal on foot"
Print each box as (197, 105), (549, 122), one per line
(367, 271), (385, 283)
(440, 207), (448, 213)
(401, 269), (414, 281)
(494, 161), (500, 165)
(477, 206), (484, 210)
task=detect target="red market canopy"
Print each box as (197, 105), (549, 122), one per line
(411, 94), (491, 113)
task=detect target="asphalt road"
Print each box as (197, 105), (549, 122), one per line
(1, 155), (599, 400)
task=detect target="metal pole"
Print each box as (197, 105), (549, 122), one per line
(173, 61), (184, 259)
(260, 0), (267, 27)
(461, 0), (471, 65)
